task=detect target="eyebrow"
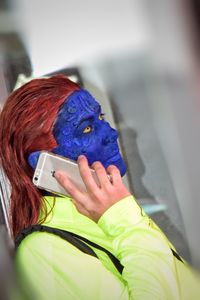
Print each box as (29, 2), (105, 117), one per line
(77, 115), (94, 127)
(77, 105), (101, 126)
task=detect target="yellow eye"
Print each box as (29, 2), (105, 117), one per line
(83, 125), (92, 133)
(99, 113), (105, 120)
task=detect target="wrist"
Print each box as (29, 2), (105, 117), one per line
(98, 195), (145, 236)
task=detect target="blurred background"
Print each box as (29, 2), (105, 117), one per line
(1, 0), (200, 286)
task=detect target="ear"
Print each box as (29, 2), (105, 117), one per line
(28, 151), (41, 169)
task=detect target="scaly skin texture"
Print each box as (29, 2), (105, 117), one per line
(28, 89), (127, 176)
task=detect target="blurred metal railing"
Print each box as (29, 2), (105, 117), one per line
(0, 168), (11, 237)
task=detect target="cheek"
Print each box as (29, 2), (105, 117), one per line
(75, 135), (103, 163)
(79, 134), (103, 152)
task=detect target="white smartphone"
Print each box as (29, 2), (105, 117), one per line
(32, 151), (100, 197)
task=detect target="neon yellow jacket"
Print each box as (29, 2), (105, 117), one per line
(16, 195), (200, 299)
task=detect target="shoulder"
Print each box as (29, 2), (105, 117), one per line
(15, 228), (104, 267)
(15, 231), (126, 300)
(15, 229), (100, 282)
(16, 229), (83, 260)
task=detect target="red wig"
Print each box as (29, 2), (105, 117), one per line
(0, 74), (80, 238)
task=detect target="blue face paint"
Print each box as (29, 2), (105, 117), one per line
(52, 89), (127, 176)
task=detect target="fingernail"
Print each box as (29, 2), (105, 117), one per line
(54, 171), (61, 179)
(78, 155), (85, 161)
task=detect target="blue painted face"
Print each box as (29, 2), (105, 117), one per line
(52, 89), (127, 176)
(28, 89), (127, 176)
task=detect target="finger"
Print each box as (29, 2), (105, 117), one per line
(91, 161), (111, 187)
(106, 165), (122, 186)
(54, 170), (84, 200)
(77, 155), (99, 192)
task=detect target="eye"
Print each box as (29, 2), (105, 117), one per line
(83, 125), (93, 133)
(99, 113), (105, 120)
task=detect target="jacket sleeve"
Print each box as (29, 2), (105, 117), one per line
(98, 195), (182, 300)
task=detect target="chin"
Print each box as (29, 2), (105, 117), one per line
(105, 157), (127, 177)
(114, 159), (127, 176)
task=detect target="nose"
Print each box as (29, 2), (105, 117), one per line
(102, 126), (119, 145)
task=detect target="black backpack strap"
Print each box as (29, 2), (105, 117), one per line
(15, 224), (98, 258)
(67, 230), (124, 274)
(15, 224), (124, 275)
(170, 248), (184, 263)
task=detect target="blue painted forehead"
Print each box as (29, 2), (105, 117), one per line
(53, 89), (101, 137)
(56, 89), (100, 122)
